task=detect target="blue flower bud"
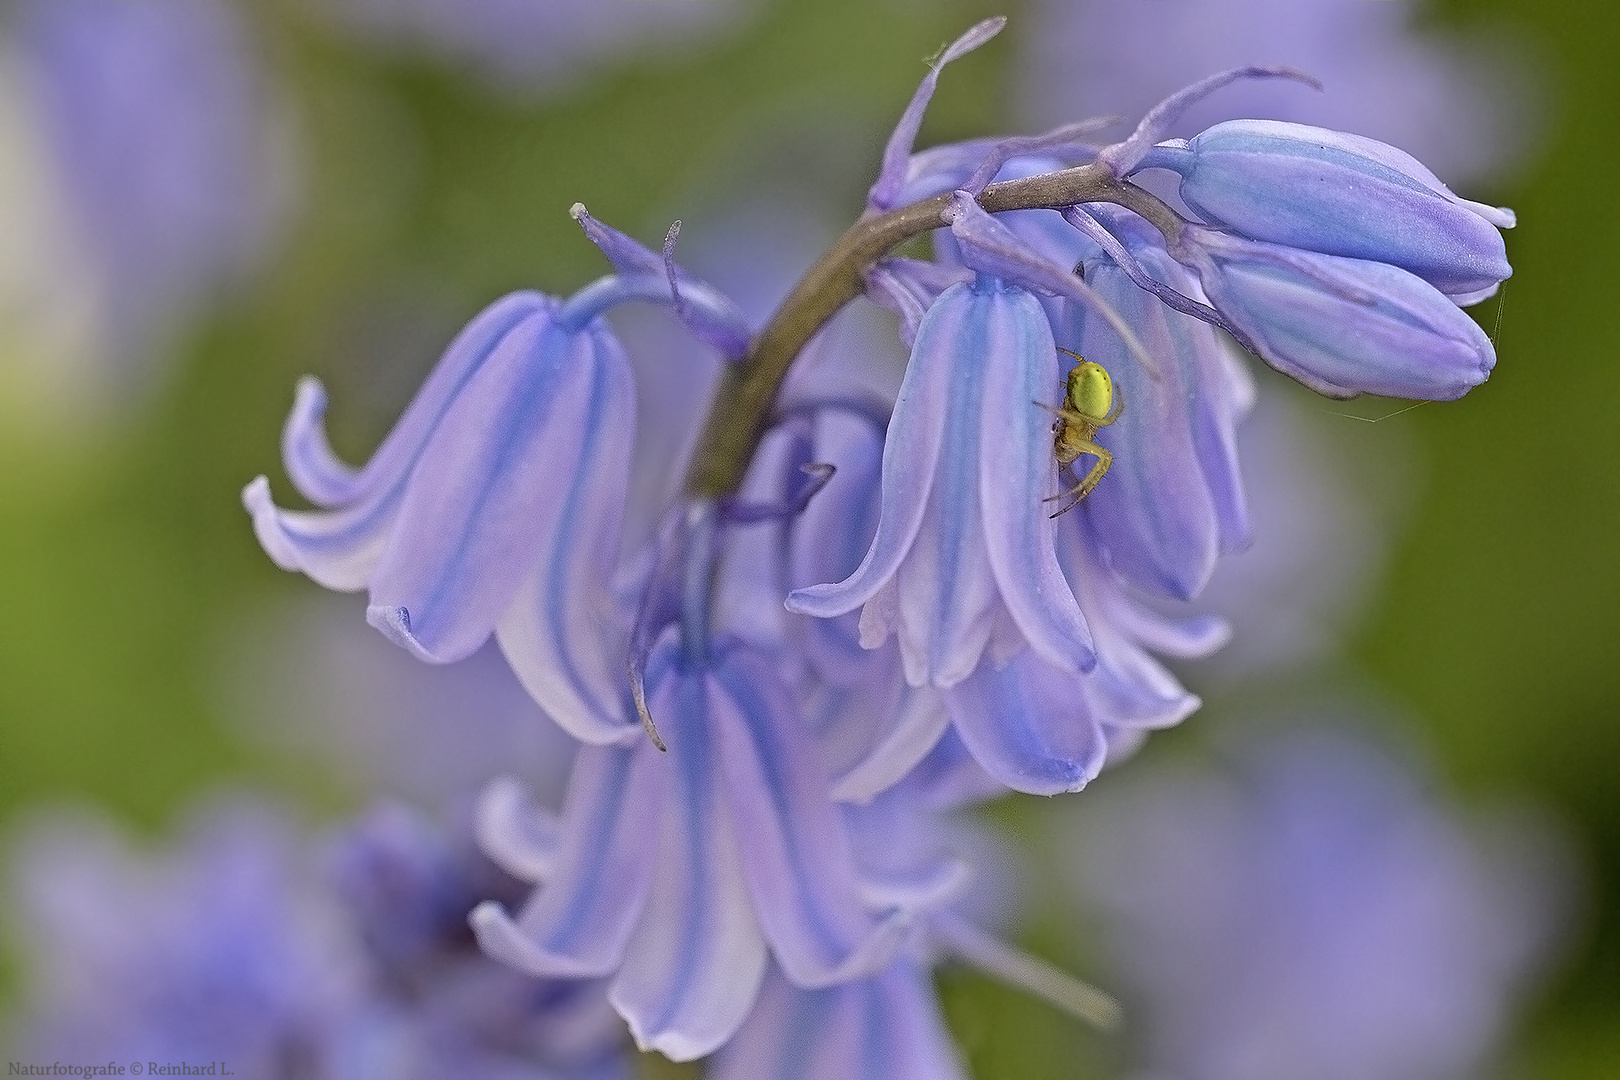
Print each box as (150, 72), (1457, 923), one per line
(1180, 229), (1495, 400)
(1144, 120), (1514, 300)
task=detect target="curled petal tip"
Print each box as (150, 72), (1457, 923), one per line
(569, 201), (588, 221)
(366, 604), (451, 663)
(242, 476), (301, 573)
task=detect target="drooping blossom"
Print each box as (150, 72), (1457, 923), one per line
(1056, 725), (1574, 1080)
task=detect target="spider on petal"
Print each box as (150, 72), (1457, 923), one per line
(1042, 347), (1124, 517)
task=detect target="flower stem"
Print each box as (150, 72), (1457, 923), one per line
(680, 166), (1183, 497)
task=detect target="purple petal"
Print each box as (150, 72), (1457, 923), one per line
(281, 292), (545, 508)
(1069, 260), (1222, 601)
(976, 287), (1096, 671)
(367, 310), (628, 663)
(711, 650), (909, 988)
(1096, 65), (1320, 176)
(494, 319), (639, 744)
(786, 283), (964, 620)
(471, 744), (659, 978)
(711, 963), (966, 1080)
(830, 684), (951, 805)
(610, 668), (767, 1061)
(944, 651), (1109, 796)
(242, 474), (396, 592)
(1194, 236), (1496, 400)
(474, 774), (563, 884)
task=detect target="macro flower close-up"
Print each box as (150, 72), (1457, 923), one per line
(2, 2), (1616, 1079)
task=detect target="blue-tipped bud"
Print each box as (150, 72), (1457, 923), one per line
(1182, 230), (1495, 401)
(1144, 120), (1514, 301)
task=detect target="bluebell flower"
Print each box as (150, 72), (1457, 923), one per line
(1139, 119), (1515, 302)
(245, 290), (639, 743)
(1172, 225), (1497, 400)
(471, 634), (921, 1061)
(1058, 725), (1573, 1080)
(1057, 218), (1253, 601)
(6, 798), (364, 1076)
(785, 274), (1096, 688)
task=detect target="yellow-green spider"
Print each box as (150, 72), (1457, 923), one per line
(1042, 347), (1123, 518)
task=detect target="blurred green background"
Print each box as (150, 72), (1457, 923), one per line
(1, 0), (1615, 1075)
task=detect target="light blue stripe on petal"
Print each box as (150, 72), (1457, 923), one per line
(282, 292), (546, 509)
(712, 650), (908, 989)
(367, 311), (594, 663)
(496, 320), (638, 745)
(611, 668), (767, 1061)
(945, 651), (1107, 796)
(476, 743), (658, 978)
(785, 282), (969, 620)
(978, 287), (1094, 674)
(899, 284), (999, 687)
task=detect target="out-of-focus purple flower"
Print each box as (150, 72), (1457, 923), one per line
(9, 0), (288, 395)
(4, 796), (632, 1080)
(1058, 725), (1573, 1080)
(1138, 120), (1514, 302)
(244, 290), (638, 743)
(5, 799), (365, 1075)
(1018, 0), (1531, 185)
(317, 0), (751, 97)
(786, 275), (1096, 689)
(328, 803), (630, 1080)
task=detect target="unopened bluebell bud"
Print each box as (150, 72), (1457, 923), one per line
(1179, 229), (1495, 401)
(1141, 120), (1514, 301)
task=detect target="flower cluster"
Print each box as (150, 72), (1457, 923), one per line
(241, 16), (1515, 1072)
(5, 798), (627, 1079)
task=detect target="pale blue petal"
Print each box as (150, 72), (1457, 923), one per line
(367, 309), (617, 663)
(830, 684), (951, 805)
(1070, 260), (1221, 601)
(242, 474), (395, 592)
(1162, 120), (1513, 295)
(610, 668), (767, 1061)
(282, 292), (545, 509)
(1193, 235), (1495, 400)
(712, 963), (966, 1080)
(495, 319), (639, 744)
(944, 651), (1108, 796)
(473, 774), (563, 885)
(786, 284), (965, 620)
(712, 649), (909, 988)
(471, 744), (659, 978)
(977, 287), (1095, 671)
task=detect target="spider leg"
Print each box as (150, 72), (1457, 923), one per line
(1096, 387), (1124, 427)
(1042, 440), (1113, 517)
